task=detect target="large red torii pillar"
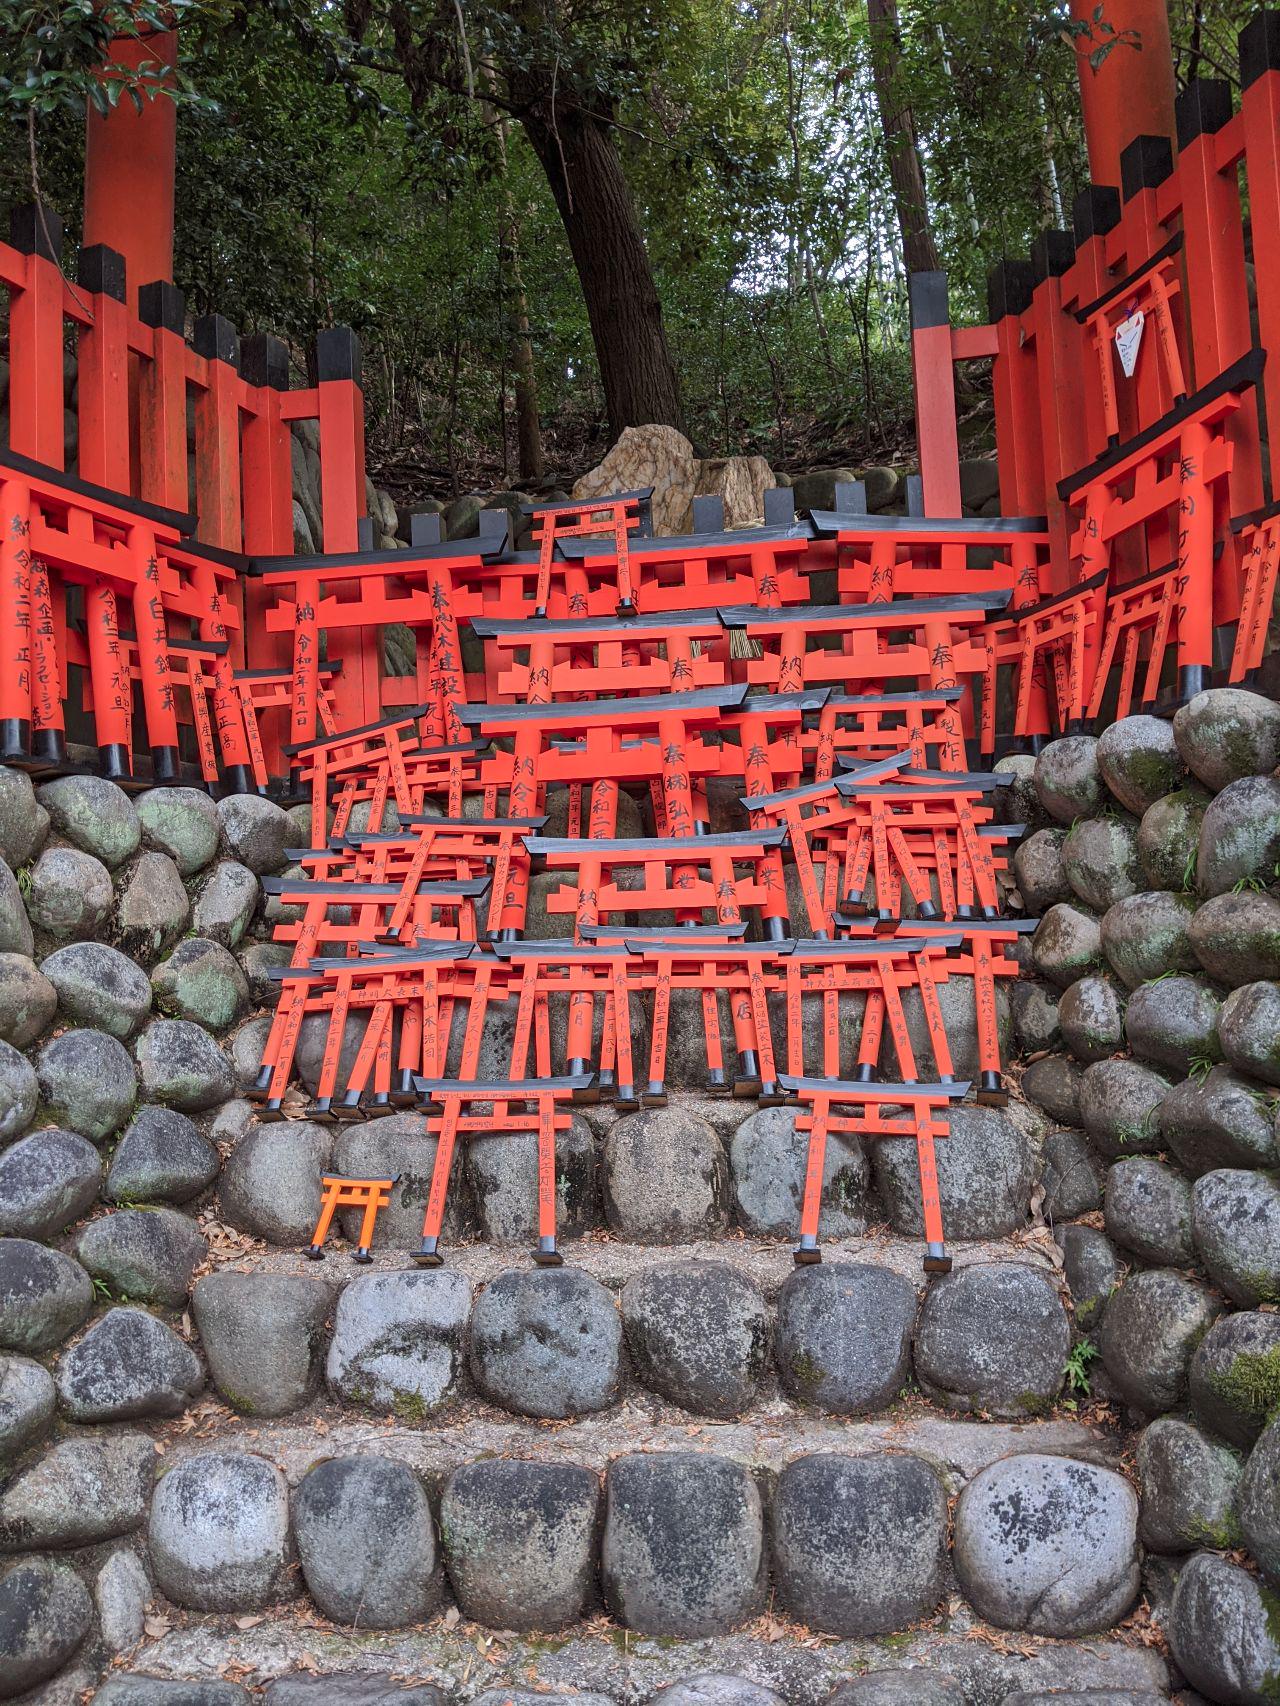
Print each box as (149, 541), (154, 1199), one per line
(1069, 0), (1177, 189)
(82, 28), (178, 304)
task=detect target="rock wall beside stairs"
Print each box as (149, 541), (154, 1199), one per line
(1000, 686), (1280, 1706)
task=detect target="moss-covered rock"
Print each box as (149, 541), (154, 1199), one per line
(1173, 686), (1280, 791)
(1138, 786), (1210, 891)
(1101, 890), (1198, 989)
(1097, 714), (1187, 814)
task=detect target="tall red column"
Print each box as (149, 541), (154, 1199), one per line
(83, 29), (178, 305)
(1069, 0), (1177, 189)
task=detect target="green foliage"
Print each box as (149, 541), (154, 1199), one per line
(1187, 1052), (1217, 1085)
(1064, 1336), (1100, 1395)
(0, 1), (1235, 489)
(0, 0), (209, 127)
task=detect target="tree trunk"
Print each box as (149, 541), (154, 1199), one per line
(518, 99), (683, 437)
(866, 0), (940, 277)
(484, 63), (545, 485)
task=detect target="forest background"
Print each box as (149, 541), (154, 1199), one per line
(0, 0), (1252, 502)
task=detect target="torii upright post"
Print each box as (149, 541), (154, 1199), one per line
(1068, 0), (1177, 192)
(82, 28), (179, 309)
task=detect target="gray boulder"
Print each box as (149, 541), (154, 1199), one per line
(1123, 974), (1221, 1074)
(191, 860), (260, 948)
(56, 1305), (203, 1421)
(137, 785), (221, 875)
(1056, 1223), (1120, 1329)
(439, 1459), (598, 1630)
(1057, 974), (1125, 1062)
(0, 1125), (101, 1238)
(264, 1683), (442, 1706)
(1031, 904), (1104, 988)
(293, 1455), (439, 1626)
(152, 936), (250, 1032)
(106, 1104), (219, 1204)
(1173, 685), (1280, 790)
(193, 1271), (332, 1416)
(24, 842), (110, 941)
(0, 1356), (54, 1459)
(1100, 1268), (1220, 1414)
(38, 773), (140, 866)
(1188, 1310), (1280, 1447)
(1104, 1158), (1193, 1267)
(1138, 786), (1209, 891)
(1191, 888), (1280, 985)
(41, 940), (152, 1038)
(1101, 890), (1199, 989)
(0, 1430), (154, 1549)
(112, 850), (192, 961)
(96, 1682), (252, 1706)
(729, 1104), (868, 1238)
(622, 1260), (770, 1418)
(149, 1450), (293, 1611)
(93, 1547), (150, 1653)
(237, 942), (292, 1004)
(136, 1018), (234, 1110)
(994, 753), (1052, 833)
(0, 860), (32, 957)
(913, 1262), (1069, 1417)
(326, 1268), (471, 1414)
(602, 1452), (766, 1635)
(774, 1262), (914, 1415)
(1034, 736), (1102, 823)
(230, 1016), (272, 1092)
(1137, 1417), (1242, 1553)
(953, 1453), (1139, 1635)
(0, 767), (48, 867)
(220, 1120), (331, 1245)
(1013, 828), (1072, 912)
(0, 1555), (92, 1697)
(1241, 1416), (1280, 1584)
(1097, 714), (1186, 814)
(1061, 813), (1141, 911)
(1041, 1128), (1104, 1221)
(216, 794), (292, 874)
(36, 1025), (135, 1140)
(603, 1107), (730, 1241)
(1220, 979), (1280, 1085)
(1022, 1054), (1083, 1124)
(1009, 979), (1061, 1053)
(470, 1266), (622, 1419)
(332, 1114), (477, 1248)
(1159, 1065), (1277, 1176)
(0, 1039), (36, 1145)
(0, 952), (56, 1048)
(1192, 1166), (1280, 1305)
(1078, 1057), (1170, 1157)
(1198, 773), (1280, 896)
(74, 1206), (206, 1307)
(466, 1113), (598, 1244)
(1168, 1552), (1280, 1703)
(652, 1679), (783, 1706)
(771, 1451), (946, 1636)
(873, 1103), (1033, 1239)
(0, 1238), (92, 1352)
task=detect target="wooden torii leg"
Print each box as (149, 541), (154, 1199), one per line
(794, 1090), (831, 1264)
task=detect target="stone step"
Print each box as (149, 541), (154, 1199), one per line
(181, 1225), (1077, 1429)
(160, 1403), (1116, 1486)
(126, 1611), (1172, 1706)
